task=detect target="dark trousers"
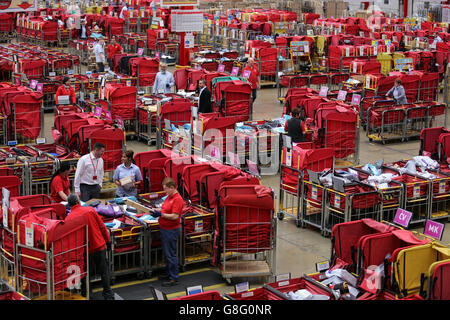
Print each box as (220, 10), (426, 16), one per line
(80, 183), (101, 202)
(97, 62), (105, 73)
(81, 249), (113, 299)
(252, 89), (257, 101)
(160, 227), (181, 280)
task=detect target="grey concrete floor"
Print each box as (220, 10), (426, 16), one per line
(43, 72), (450, 298)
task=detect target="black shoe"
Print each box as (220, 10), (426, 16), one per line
(162, 279), (179, 287)
(103, 290), (115, 300)
(158, 274), (170, 281)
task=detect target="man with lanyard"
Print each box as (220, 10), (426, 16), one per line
(153, 63), (175, 94)
(150, 177), (184, 286)
(74, 142), (105, 202)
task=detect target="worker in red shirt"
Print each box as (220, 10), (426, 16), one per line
(55, 77), (76, 105)
(243, 57), (260, 102)
(150, 177), (184, 287)
(66, 194), (115, 300)
(50, 161), (71, 203)
(106, 37), (122, 70)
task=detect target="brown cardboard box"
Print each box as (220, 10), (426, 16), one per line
(119, 176), (134, 189)
(124, 198), (152, 215)
(282, 59), (295, 73)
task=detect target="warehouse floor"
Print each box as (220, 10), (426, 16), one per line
(42, 68), (450, 299)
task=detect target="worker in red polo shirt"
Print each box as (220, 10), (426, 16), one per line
(55, 77), (76, 105)
(150, 177), (184, 287)
(243, 57), (260, 102)
(66, 194), (115, 300)
(106, 37), (123, 70)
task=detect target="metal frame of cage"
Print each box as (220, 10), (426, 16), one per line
(219, 190), (277, 284)
(155, 40), (179, 66)
(57, 28), (70, 47)
(108, 222), (146, 284)
(156, 102), (193, 150)
(180, 204), (215, 269)
(321, 180), (382, 237)
(234, 121), (280, 174)
(299, 170), (327, 231)
(9, 100), (44, 145)
(160, 124), (192, 156)
(351, 166), (405, 223)
(382, 164), (431, 226)
(16, 145), (58, 196)
(277, 164), (302, 226)
(1, 216), (19, 292)
(135, 64), (158, 93)
(15, 222), (89, 300)
(0, 149), (30, 196)
(136, 103), (157, 146)
(99, 85), (138, 139)
(387, 160), (450, 222)
(366, 105), (407, 144)
(191, 119), (237, 164)
(0, 114), (7, 146)
(317, 109), (360, 168)
(0, 17), (13, 43)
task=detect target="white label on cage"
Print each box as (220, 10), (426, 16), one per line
(387, 45), (391, 54)
(439, 181), (446, 194)
(413, 185), (421, 198)
(149, 193), (158, 199)
(359, 46), (364, 56)
(194, 220), (203, 233)
(345, 47), (350, 57)
(334, 195), (341, 208)
(373, 46), (378, 55)
(278, 280), (290, 287)
(126, 80), (131, 87)
(36, 138), (46, 144)
(285, 149), (292, 167)
(2, 204), (7, 228)
(312, 186), (318, 201)
(241, 292), (254, 298)
(25, 225), (34, 247)
(366, 75), (371, 87)
(353, 62), (357, 74)
(235, 281), (250, 293)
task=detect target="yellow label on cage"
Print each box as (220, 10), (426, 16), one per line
(25, 225), (33, 247)
(195, 220), (203, 233)
(439, 181), (446, 194)
(413, 185), (421, 198)
(334, 195), (341, 208)
(312, 186), (318, 201)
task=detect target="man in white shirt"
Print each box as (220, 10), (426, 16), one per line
(431, 35), (443, 49)
(119, 4), (128, 20)
(153, 63), (175, 94)
(93, 39), (106, 72)
(74, 142), (105, 202)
